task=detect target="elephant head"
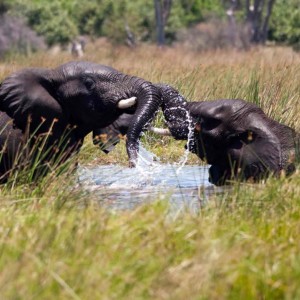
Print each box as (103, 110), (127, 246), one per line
(0, 61), (162, 172)
(191, 99), (297, 185)
(149, 85), (298, 185)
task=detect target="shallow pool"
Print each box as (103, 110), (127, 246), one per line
(78, 146), (216, 212)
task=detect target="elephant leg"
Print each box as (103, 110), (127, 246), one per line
(0, 112), (24, 182)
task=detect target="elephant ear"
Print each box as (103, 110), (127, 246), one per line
(0, 70), (67, 140)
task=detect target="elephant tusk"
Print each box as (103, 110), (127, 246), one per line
(117, 97), (137, 109)
(149, 127), (172, 136)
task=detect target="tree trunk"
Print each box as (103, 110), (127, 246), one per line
(227, 0), (238, 47)
(247, 0), (275, 44)
(261, 0), (275, 43)
(154, 0), (165, 46)
(154, 0), (172, 46)
(245, 0), (251, 21)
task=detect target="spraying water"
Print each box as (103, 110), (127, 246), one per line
(78, 86), (213, 212)
(175, 106), (194, 175)
(78, 145), (213, 212)
(159, 84), (196, 175)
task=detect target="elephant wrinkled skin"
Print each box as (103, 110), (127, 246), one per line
(0, 61), (161, 181)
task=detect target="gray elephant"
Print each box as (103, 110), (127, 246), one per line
(0, 61), (162, 182)
(98, 84), (298, 185)
(159, 84), (298, 185)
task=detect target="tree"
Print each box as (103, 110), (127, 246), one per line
(245, 0), (276, 44)
(223, 0), (276, 45)
(154, 0), (172, 46)
(269, 0), (300, 49)
(5, 0), (78, 46)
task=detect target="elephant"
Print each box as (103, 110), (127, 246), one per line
(97, 83), (298, 185)
(0, 61), (162, 182)
(159, 84), (298, 185)
(0, 111), (24, 180)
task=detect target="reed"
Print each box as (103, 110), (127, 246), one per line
(0, 42), (299, 299)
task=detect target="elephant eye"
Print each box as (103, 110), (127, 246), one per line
(84, 77), (96, 90)
(201, 117), (221, 130)
(240, 131), (256, 144)
(226, 130), (256, 146)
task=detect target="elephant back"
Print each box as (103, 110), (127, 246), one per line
(55, 61), (119, 78)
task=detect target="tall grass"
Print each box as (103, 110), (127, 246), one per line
(0, 42), (299, 299)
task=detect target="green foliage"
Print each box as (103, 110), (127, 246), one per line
(24, 0), (78, 46)
(1, 0), (225, 46)
(183, 0), (224, 21)
(270, 0), (300, 48)
(73, 1), (106, 36)
(1, 0), (300, 47)
(100, 1), (155, 43)
(3, 0), (77, 46)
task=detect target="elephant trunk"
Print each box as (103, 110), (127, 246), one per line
(125, 79), (161, 167)
(156, 84), (193, 140)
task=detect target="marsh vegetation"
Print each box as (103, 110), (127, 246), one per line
(0, 43), (299, 299)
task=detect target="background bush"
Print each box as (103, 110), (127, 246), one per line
(0, 0), (299, 51)
(270, 0), (300, 49)
(0, 14), (46, 58)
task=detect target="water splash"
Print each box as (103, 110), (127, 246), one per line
(175, 107), (194, 175)
(159, 84), (197, 176)
(78, 145), (212, 213)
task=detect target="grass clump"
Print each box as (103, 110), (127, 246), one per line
(1, 175), (300, 299)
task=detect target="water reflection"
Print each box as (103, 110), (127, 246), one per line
(78, 146), (216, 213)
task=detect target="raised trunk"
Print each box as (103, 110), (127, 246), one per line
(125, 79), (161, 167)
(156, 83), (192, 140)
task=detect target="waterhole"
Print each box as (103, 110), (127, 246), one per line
(78, 146), (219, 213)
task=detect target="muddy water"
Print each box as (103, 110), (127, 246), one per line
(78, 146), (216, 213)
